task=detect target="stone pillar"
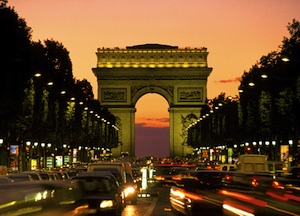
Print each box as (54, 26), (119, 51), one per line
(109, 107), (136, 158)
(169, 107), (200, 157)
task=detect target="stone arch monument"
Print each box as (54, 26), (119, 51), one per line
(92, 44), (212, 158)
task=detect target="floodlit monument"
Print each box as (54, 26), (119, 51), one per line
(92, 44), (212, 157)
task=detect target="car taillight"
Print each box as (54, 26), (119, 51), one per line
(272, 180), (283, 189)
(225, 175), (232, 181)
(172, 176), (182, 181)
(155, 176), (165, 181)
(251, 179), (258, 187)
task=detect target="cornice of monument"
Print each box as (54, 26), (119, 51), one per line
(92, 66), (212, 80)
(94, 74), (210, 81)
(95, 45), (209, 68)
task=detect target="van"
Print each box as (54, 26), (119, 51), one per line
(237, 154), (269, 173)
(87, 162), (127, 184)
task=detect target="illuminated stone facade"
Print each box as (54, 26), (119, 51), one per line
(93, 44), (212, 157)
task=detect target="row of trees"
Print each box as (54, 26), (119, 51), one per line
(0, 2), (118, 166)
(188, 19), (300, 158)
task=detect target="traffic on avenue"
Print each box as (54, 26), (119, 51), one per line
(0, 156), (300, 216)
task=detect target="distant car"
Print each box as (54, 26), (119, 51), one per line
(274, 166), (300, 189)
(7, 173), (34, 182)
(283, 166), (300, 179)
(218, 164), (237, 171)
(21, 171), (42, 180)
(132, 168), (142, 189)
(182, 170), (229, 190)
(124, 172), (138, 205)
(153, 164), (194, 185)
(72, 171), (125, 216)
(0, 176), (13, 184)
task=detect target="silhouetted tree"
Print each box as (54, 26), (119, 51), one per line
(0, 3), (33, 145)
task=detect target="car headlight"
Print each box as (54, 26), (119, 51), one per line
(125, 186), (136, 197)
(100, 200), (114, 208)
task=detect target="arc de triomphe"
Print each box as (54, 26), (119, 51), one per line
(92, 44), (212, 158)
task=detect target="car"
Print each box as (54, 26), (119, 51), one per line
(132, 167), (142, 189)
(153, 164), (195, 186)
(0, 176), (13, 184)
(72, 171), (125, 216)
(124, 172), (138, 205)
(218, 164), (237, 171)
(7, 173), (35, 182)
(179, 170), (230, 190)
(21, 171), (43, 180)
(169, 173), (226, 216)
(169, 170), (280, 216)
(282, 166), (300, 179)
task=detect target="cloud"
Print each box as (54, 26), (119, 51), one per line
(214, 76), (241, 83)
(136, 118), (169, 128)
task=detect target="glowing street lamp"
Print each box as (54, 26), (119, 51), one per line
(34, 72), (41, 77)
(261, 74), (268, 79)
(282, 57), (290, 62)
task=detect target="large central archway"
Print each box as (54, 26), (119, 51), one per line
(92, 44), (212, 158)
(135, 93), (170, 158)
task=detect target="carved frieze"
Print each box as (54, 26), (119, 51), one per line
(101, 88), (127, 102)
(178, 87), (203, 102)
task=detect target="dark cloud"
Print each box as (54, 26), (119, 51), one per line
(142, 118), (169, 123)
(215, 77), (241, 83)
(136, 118), (169, 128)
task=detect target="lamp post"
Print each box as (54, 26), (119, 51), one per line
(41, 142), (45, 168)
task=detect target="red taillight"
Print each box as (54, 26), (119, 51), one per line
(272, 180), (280, 188)
(155, 176), (165, 181)
(172, 176), (182, 181)
(225, 175), (232, 181)
(251, 179), (258, 187)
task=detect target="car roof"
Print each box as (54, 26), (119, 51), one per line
(73, 171), (116, 179)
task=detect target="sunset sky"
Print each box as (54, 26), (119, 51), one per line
(8, 0), (300, 157)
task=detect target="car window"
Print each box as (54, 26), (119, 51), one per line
(222, 166), (228, 171)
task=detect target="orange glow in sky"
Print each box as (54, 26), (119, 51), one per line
(7, 0), (300, 157)
(135, 94), (169, 128)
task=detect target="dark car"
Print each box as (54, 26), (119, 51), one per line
(21, 171), (43, 180)
(179, 170), (229, 190)
(72, 171), (125, 216)
(7, 173), (35, 182)
(170, 170), (224, 216)
(124, 172), (138, 205)
(0, 176), (13, 184)
(153, 164), (195, 185)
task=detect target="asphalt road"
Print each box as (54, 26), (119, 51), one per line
(123, 182), (300, 216)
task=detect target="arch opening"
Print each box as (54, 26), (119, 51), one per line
(135, 93), (170, 158)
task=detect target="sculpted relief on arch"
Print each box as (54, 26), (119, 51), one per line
(180, 113), (198, 146)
